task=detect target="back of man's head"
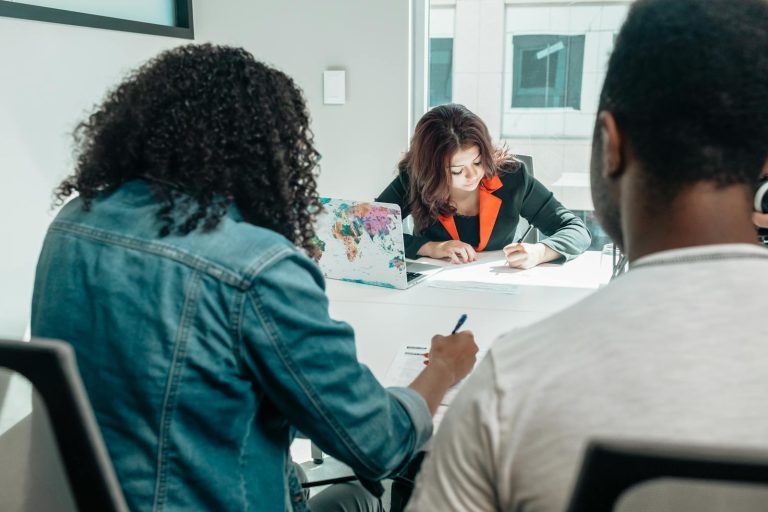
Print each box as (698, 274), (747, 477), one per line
(600, 0), (768, 194)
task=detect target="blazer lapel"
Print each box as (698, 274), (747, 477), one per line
(477, 176), (502, 252)
(437, 175), (503, 252)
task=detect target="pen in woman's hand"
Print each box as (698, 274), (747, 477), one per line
(516, 224), (533, 244)
(451, 314), (468, 334)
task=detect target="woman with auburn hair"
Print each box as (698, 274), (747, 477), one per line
(376, 104), (591, 267)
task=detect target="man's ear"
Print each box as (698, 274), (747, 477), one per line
(597, 111), (624, 180)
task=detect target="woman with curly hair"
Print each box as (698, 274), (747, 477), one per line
(376, 104), (591, 267)
(30, 44), (477, 512)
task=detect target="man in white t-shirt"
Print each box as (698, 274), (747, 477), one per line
(407, 0), (768, 510)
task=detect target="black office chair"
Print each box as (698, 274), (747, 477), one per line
(0, 338), (129, 512)
(514, 154), (539, 244)
(567, 438), (768, 512)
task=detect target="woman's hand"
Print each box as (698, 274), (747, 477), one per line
(420, 240), (477, 264)
(753, 212), (768, 229)
(408, 331), (479, 415)
(503, 242), (559, 269)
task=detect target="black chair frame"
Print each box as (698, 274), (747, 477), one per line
(567, 439), (768, 512)
(0, 338), (128, 512)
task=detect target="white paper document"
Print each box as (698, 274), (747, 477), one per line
(427, 251), (609, 292)
(384, 343), (487, 428)
(427, 280), (521, 294)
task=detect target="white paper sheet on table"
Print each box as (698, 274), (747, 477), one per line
(384, 343), (487, 428)
(427, 280), (521, 294)
(426, 252), (609, 291)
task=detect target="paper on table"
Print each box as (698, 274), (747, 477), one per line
(428, 280), (520, 294)
(383, 344), (431, 390)
(427, 252), (608, 291)
(384, 343), (487, 428)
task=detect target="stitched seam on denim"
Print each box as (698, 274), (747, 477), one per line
(48, 222), (249, 289)
(231, 290), (246, 374)
(32, 240), (54, 321)
(632, 252), (768, 270)
(241, 245), (295, 283)
(237, 409), (257, 512)
(151, 271), (201, 512)
(235, 248), (293, 376)
(246, 289), (381, 476)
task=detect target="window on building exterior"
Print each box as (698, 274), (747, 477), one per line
(511, 35), (584, 110)
(429, 38), (453, 107)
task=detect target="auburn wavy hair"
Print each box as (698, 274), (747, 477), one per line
(55, 43), (322, 254)
(398, 104), (519, 230)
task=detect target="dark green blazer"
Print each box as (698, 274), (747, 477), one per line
(375, 161), (591, 260)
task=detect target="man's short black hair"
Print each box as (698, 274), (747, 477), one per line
(600, 0), (768, 194)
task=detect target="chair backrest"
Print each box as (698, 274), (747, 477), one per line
(514, 154), (538, 244)
(567, 439), (768, 512)
(0, 338), (128, 512)
(515, 154), (534, 177)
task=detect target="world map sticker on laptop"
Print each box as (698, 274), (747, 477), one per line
(311, 198), (407, 288)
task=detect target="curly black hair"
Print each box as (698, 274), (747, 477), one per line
(56, 43), (322, 253)
(600, 0), (768, 197)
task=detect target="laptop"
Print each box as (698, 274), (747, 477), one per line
(312, 198), (442, 289)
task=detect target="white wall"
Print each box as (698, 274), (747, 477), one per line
(0, 17), (181, 339)
(0, 0), (411, 338)
(194, 0), (411, 200)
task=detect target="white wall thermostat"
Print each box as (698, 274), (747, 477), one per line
(323, 70), (346, 105)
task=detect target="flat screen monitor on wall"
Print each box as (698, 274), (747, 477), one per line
(0, 0), (193, 39)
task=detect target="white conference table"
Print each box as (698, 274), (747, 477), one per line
(291, 250), (611, 464)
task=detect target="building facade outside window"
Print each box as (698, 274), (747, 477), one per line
(511, 34), (584, 110)
(425, 0), (631, 247)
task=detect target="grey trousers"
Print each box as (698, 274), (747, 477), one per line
(294, 463), (384, 512)
(308, 482), (384, 512)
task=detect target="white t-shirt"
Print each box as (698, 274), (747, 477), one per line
(407, 244), (768, 512)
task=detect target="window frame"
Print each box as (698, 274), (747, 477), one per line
(511, 34), (585, 110)
(502, 30), (595, 140)
(0, 0), (194, 39)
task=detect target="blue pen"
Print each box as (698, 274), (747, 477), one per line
(451, 314), (468, 334)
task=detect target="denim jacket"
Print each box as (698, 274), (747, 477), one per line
(31, 180), (432, 511)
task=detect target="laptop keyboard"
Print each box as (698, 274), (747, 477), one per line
(406, 272), (423, 282)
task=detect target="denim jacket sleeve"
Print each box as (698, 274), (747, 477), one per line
(239, 248), (433, 480)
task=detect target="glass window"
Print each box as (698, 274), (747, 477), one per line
(572, 210), (612, 251)
(429, 38), (453, 107)
(511, 35), (584, 110)
(422, 1), (632, 241)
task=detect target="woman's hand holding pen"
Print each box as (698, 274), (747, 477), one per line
(425, 331), (478, 387)
(408, 315), (478, 416)
(420, 240), (477, 264)
(503, 242), (544, 269)
(504, 242), (561, 269)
